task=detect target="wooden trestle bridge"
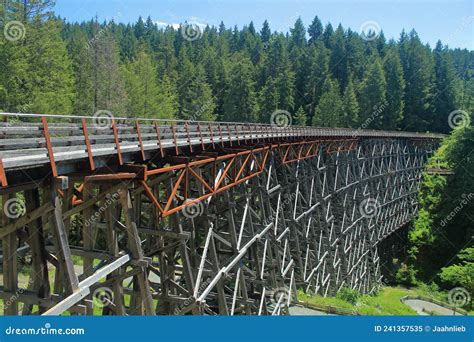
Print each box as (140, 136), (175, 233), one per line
(0, 112), (443, 316)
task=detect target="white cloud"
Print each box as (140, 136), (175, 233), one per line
(155, 19), (208, 31)
(155, 21), (180, 30)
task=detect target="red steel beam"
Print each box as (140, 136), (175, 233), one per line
(41, 116), (58, 177)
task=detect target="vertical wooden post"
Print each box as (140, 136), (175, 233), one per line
(1, 193), (18, 315)
(22, 189), (50, 314)
(82, 181), (94, 315)
(118, 187), (155, 315)
(50, 178), (79, 294)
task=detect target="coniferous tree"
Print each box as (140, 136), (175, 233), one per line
(222, 55), (259, 122)
(294, 106), (308, 126)
(68, 30), (94, 114)
(383, 47), (405, 129)
(342, 78), (360, 127)
(90, 30), (129, 115)
(330, 24), (349, 89)
(305, 41), (330, 121)
(322, 23), (334, 49)
(313, 78), (343, 127)
(123, 49), (163, 117)
(177, 55), (215, 121)
(432, 41), (458, 133)
(308, 16), (323, 44)
(290, 18), (306, 50)
(399, 30), (435, 131)
(258, 78), (279, 123)
(260, 20), (271, 44)
(0, 2), (469, 136)
(26, 18), (75, 114)
(358, 57), (387, 129)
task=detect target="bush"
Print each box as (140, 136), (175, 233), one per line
(336, 286), (360, 305)
(395, 263), (418, 286)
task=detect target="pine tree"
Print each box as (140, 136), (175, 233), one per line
(342, 78), (359, 127)
(358, 57), (387, 129)
(222, 55), (259, 122)
(330, 24), (349, 89)
(432, 41), (458, 133)
(290, 18), (306, 50)
(123, 49), (162, 117)
(322, 23), (334, 49)
(308, 16), (323, 44)
(304, 41), (330, 121)
(155, 74), (178, 119)
(26, 18), (75, 114)
(177, 56), (216, 121)
(399, 30), (435, 131)
(294, 106), (308, 126)
(258, 78), (279, 123)
(383, 47), (405, 129)
(260, 20), (271, 44)
(312, 78), (343, 127)
(346, 30), (365, 82)
(90, 30), (129, 115)
(68, 30), (94, 114)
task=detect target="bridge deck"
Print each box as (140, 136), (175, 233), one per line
(0, 113), (444, 187)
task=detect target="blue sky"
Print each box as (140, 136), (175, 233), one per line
(55, 0), (473, 49)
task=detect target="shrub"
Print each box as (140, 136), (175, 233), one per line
(336, 286), (360, 305)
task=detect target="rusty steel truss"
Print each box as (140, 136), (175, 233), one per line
(0, 113), (442, 315)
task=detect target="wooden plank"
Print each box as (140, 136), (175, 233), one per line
(50, 190), (79, 293)
(21, 189), (50, 315)
(42, 254), (130, 316)
(1, 193), (18, 315)
(0, 290), (87, 314)
(118, 188), (155, 315)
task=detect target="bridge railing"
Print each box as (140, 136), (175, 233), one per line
(0, 112), (444, 185)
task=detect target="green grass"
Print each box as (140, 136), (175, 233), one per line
(298, 286), (445, 315)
